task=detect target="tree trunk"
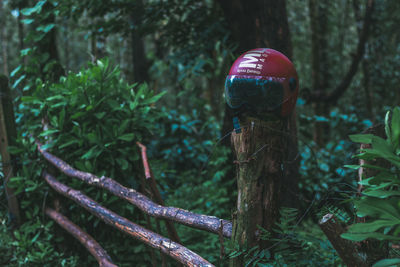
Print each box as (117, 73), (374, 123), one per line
(309, 0), (331, 146)
(130, 0), (149, 84)
(0, 75), (21, 226)
(230, 117), (286, 266)
(0, 0), (9, 75)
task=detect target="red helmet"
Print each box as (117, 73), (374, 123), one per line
(225, 48), (299, 117)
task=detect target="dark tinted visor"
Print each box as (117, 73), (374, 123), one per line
(225, 75), (285, 112)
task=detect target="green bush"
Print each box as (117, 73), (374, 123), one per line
(3, 59), (167, 266)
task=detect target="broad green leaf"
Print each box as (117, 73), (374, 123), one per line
(116, 158), (129, 170)
(95, 112), (106, 119)
(39, 129), (59, 137)
(141, 91), (167, 105)
(373, 258), (400, 267)
(118, 133), (135, 142)
(344, 164), (360, 170)
(356, 198), (400, 220)
(59, 139), (78, 149)
(363, 190), (400, 198)
(341, 232), (400, 242)
(349, 134), (374, 144)
(347, 220), (396, 233)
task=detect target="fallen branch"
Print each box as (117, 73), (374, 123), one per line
(319, 214), (367, 267)
(137, 141), (181, 244)
(43, 172), (215, 267)
(34, 140), (232, 238)
(45, 208), (117, 267)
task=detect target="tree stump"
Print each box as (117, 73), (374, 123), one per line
(230, 116), (286, 266)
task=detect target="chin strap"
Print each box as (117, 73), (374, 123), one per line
(232, 116), (241, 133)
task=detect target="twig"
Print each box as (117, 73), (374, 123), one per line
(137, 141), (182, 244)
(43, 172), (214, 267)
(45, 208), (117, 267)
(137, 142), (151, 179)
(319, 214), (367, 267)
(34, 139), (232, 238)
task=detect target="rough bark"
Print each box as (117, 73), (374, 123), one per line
(319, 214), (367, 267)
(230, 117), (286, 266)
(34, 139), (232, 238)
(43, 172), (214, 267)
(45, 208), (117, 267)
(0, 75), (21, 226)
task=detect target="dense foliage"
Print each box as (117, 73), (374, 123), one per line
(1, 0), (400, 266)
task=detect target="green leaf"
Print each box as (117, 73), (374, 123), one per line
(12, 74), (26, 89)
(347, 220), (396, 233)
(39, 129), (59, 137)
(341, 232), (400, 242)
(391, 107), (400, 149)
(37, 24), (56, 33)
(344, 164), (360, 170)
(349, 134), (374, 144)
(10, 65), (22, 77)
(385, 111), (391, 143)
(142, 91), (167, 105)
(21, 48), (32, 57)
(21, 19), (34, 24)
(116, 158), (129, 170)
(20, 1), (46, 16)
(373, 258), (400, 267)
(363, 190), (400, 198)
(118, 133), (135, 142)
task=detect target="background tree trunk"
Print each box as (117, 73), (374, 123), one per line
(0, 0), (9, 75)
(309, 0), (331, 147)
(130, 0), (149, 84)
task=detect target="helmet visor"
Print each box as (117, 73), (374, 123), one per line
(225, 75), (286, 113)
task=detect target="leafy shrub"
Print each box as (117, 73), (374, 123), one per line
(343, 107), (400, 266)
(4, 59), (167, 266)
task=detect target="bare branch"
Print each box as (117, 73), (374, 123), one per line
(137, 142), (152, 179)
(45, 208), (117, 267)
(319, 214), (367, 267)
(43, 172), (215, 267)
(34, 139), (232, 238)
(308, 0), (374, 104)
(136, 141), (182, 244)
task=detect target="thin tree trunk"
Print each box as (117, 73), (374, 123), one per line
(130, 0), (149, 84)
(0, 75), (21, 226)
(0, 0), (9, 75)
(309, 0), (331, 146)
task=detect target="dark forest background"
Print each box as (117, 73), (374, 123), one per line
(1, 0), (400, 266)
